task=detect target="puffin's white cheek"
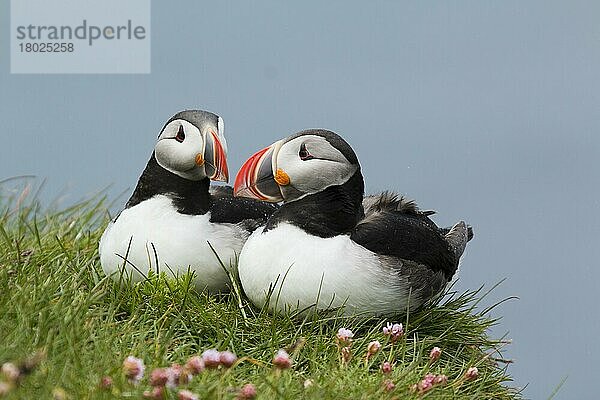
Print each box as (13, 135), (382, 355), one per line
(155, 141), (197, 172)
(286, 160), (350, 193)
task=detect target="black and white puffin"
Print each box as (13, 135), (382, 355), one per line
(233, 129), (472, 316)
(99, 110), (277, 292)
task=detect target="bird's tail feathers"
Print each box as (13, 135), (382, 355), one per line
(444, 220), (471, 259)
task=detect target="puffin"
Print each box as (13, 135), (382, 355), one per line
(99, 110), (277, 292)
(233, 129), (472, 316)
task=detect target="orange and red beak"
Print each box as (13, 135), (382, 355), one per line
(204, 129), (229, 182)
(234, 141), (284, 202)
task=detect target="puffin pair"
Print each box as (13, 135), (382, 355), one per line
(99, 110), (472, 316)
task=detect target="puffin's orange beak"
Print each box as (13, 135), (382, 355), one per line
(234, 141), (284, 202)
(204, 129), (229, 182)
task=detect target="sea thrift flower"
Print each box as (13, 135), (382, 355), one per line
(413, 373), (447, 394)
(99, 376), (113, 390)
(382, 323), (403, 342)
(167, 364), (190, 387)
(273, 349), (292, 369)
(429, 346), (442, 362)
(367, 340), (381, 356)
(422, 373), (436, 384)
(219, 350), (238, 368)
(143, 387), (165, 400)
(238, 383), (257, 399)
(382, 379), (395, 392)
(336, 328), (354, 345)
(201, 349), (221, 369)
(417, 373), (436, 393)
(465, 366), (479, 380)
(381, 361), (392, 374)
(122, 356), (145, 384)
(419, 379), (433, 393)
(1, 362), (20, 382)
(185, 356), (204, 375)
(335, 328), (355, 365)
(382, 322), (398, 335)
(178, 390), (199, 400)
(149, 368), (169, 387)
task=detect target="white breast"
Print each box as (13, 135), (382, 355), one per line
(99, 195), (247, 292)
(238, 223), (410, 316)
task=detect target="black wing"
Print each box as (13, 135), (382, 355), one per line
(352, 192), (458, 279)
(365, 191), (475, 243)
(209, 185), (278, 231)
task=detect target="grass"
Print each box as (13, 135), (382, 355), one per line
(0, 182), (522, 399)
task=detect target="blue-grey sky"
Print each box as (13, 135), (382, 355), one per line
(2, 1), (599, 398)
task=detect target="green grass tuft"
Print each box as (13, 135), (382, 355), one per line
(0, 184), (521, 399)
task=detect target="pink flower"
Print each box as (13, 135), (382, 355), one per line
(367, 340), (381, 355)
(383, 379), (395, 392)
(1, 363), (20, 382)
(99, 376), (113, 389)
(201, 349), (221, 369)
(434, 374), (448, 385)
(382, 322), (400, 335)
(167, 364), (190, 387)
(423, 373), (436, 384)
(465, 366), (479, 380)
(336, 328), (354, 345)
(414, 373), (447, 394)
(273, 349), (292, 369)
(185, 356), (204, 375)
(238, 383), (257, 399)
(177, 389), (199, 400)
(382, 323), (403, 342)
(429, 346), (442, 362)
(381, 361), (392, 374)
(219, 351), (238, 368)
(419, 379), (433, 393)
(167, 366), (181, 387)
(143, 387), (165, 400)
(416, 373), (436, 393)
(149, 368), (169, 387)
(122, 356), (145, 384)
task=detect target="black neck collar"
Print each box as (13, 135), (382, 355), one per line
(264, 170), (364, 238)
(125, 154), (212, 215)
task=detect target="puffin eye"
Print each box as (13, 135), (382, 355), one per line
(175, 125), (185, 143)
(299, 143), (313, 161)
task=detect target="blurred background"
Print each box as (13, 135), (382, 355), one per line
(1, 1), (598, 398)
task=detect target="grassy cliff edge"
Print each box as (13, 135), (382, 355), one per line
(0, 189), (520, 399)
